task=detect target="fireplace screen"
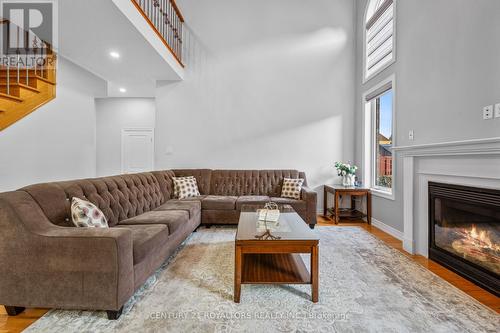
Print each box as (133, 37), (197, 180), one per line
(433, 198), (500, 274)
(429, 182), (500, 296)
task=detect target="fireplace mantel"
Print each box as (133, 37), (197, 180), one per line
(396, 137), (500, 255)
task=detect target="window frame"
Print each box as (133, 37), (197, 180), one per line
(362, 74), (396, 200)
(363, 0), (397, 83)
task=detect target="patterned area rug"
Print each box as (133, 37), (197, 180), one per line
(24, 227), (499, 333)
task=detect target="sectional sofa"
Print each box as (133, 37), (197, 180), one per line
(0, 169), (317, 319)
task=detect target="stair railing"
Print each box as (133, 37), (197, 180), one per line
(131, 0), (184, 67)
(1, 19), (56, 98)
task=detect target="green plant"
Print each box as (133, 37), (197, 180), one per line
(377, 175), (392, 188)
(334, 161), (358, 176)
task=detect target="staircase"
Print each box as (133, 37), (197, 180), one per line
(0, 21), (57, 131)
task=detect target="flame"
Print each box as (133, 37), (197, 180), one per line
(466, 224), (499, 252)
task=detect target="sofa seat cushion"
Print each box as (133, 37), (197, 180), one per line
(235, 196), (270, 210)
(156, 200), (201, 218)
(114, 224), (169, 264)
(118, 210), (189, 235)
(178, 195), (207, 201)
(270, 197), (307, 211)
(202, 195), (237, 210)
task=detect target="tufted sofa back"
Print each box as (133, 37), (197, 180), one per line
(258, 170), (306, 196)
(177, 169), (307, 197)
(151, 170), (176, 199)
(21, 173), (164, 227)
(210, 170), (260, 196)
(172, 169), (212, 194)
(17, 169), (308, 227)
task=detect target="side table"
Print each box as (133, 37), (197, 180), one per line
(323, 185), (371, 224)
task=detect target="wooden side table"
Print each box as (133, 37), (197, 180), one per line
(323, 185), (371, 224)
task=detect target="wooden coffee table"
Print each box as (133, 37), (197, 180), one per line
(234, 205), (319, 303)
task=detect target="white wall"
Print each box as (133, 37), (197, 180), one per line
(0, 57), (106, 192)
(96, 98), (156, 176)
(155, 0), (357, 210)
(354, 0), (500, 232)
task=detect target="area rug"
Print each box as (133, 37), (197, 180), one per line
(24, 226), (499, 333)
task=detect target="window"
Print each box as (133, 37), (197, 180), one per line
(364, 0), (395, 81)
(363, 76), (395, 198)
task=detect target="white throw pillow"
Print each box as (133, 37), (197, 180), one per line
(280, 178), (304, 200)
(173, 176), (201, 199)
(71, 197), (109, 228)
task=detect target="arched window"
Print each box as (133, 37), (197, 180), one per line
(364, 0), (395, 81)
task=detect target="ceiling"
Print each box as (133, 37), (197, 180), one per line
(58, 0), (183, 97)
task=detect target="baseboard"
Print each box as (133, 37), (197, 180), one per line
(370, 218), (404, 241)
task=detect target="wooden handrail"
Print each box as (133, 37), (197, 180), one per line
(170, 0), (184, 23)
(131, 0), (184, 67)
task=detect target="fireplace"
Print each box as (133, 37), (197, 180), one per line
(428, 182), (499, 296)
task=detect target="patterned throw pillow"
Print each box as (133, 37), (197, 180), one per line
(173, 176), (201, 199)
(71, 197), (109, 228)
(280, 178), (304, 200)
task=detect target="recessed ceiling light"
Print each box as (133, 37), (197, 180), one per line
(119, 88), (127, 93)
(109, 51), (120, 59)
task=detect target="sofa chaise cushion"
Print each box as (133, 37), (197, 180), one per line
(114, 224), (168, 264)
(269, 197), (307, 211)
(202, 195), (237, 210)
(118, 210), (189, 233)
(235, 195), (270, 210)
(156, 200), (201, 218)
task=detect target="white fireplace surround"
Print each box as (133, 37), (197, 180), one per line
(394, 137), (500, 256)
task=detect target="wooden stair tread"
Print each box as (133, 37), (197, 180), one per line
(0, 55), (57, 130)
(0, 92), (23, 102)
(0, 82), (40, 93)
(0, 74), (56, 85)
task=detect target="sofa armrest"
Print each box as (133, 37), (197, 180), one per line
(301, 186), (317, 225)
(0, 192), (135, 311)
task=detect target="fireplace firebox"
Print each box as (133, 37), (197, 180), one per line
(429, 182), (499, 296)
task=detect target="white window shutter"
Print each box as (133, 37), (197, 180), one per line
(366, 0), (394, 78)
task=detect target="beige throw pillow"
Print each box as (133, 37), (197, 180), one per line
(173, 176), (201, 199)
(71, 197), (109, 228)
(280, 178), (304, 200)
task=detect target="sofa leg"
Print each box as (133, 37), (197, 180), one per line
(309, 224), (315, 230)
(4, 306), (25, 316)
(106, 306), (123, 320)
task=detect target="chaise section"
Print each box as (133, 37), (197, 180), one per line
(156, 200), (201, 218)
(202, 195), (237, 210)
(235, 196), (270, 210)
(269, 197), (306, 211)
(119, 210), (190, 227)
(202, 210), (240, 225)
(172, 169), (317, 226)
(114, 224), (169, 264)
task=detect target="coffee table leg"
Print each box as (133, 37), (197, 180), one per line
(311, 245), (319, 302)
(234, 245), (242, 303)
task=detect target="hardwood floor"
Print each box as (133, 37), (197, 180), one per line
(1, 216), (498, 332)
(317, 216), (500, 313)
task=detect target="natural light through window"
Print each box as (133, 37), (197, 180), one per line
(363, 77), (395, 198)
(374, 90), (393, 190)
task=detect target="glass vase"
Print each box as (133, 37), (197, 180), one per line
(342, 174), (355, 187)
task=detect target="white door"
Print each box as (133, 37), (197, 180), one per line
(121, 129), (154, 174)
